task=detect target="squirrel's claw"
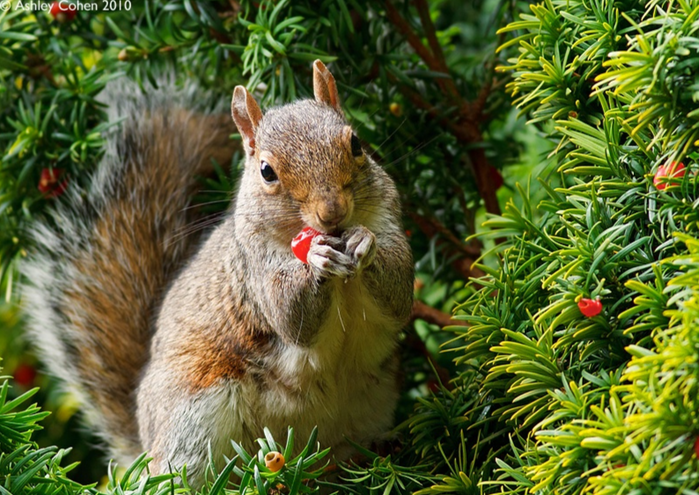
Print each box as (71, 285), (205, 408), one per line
(307, 226), (376, 280)
(342, 225), (377, 273)
(308, 239), (354, 279)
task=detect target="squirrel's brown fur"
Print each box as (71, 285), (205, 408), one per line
(23, 84), (237, 458)
(23, 62), (413, 487)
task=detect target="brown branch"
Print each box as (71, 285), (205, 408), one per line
(454, 257), (486, 281)
(469, 146), (501, 215)
(408, 211), (481, 257)
(392, 78), (501, 215)
(226, 0), (241, 15)
(384, 0), (461, 102)
(383, 0), (504, 263)
(208, 27), (232, 45)
(382, 1), (504, 216)
(413, 0), (462, 102)
(393, 77), (461, 136)
(414, 0), (447, 71)
(408, 207), (485, 280)
(384, 0), (438, 71)
(471, 78), (492, 122)
(26, 54), (57, 86)
(410, 300), (466, 327)
(467, 16), (509, 122)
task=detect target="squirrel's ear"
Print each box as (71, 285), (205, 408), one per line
(231, 86), (263, 156)
(313, 60), (342, 113)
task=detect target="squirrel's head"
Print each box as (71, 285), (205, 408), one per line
(231, 60), (370, 235)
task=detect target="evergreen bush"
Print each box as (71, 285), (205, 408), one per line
(435, 0), (699, 492)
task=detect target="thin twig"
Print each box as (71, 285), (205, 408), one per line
(390, 75), (501, 215)
(384, 0), (462, 102)
(413, 0), (462, 101)
(384, 1), (439, 72)
(408, 210), (485, 280)
(408, 211), (481, 257)
(410, 300), (467, 327)
(414, 0), (446, 70)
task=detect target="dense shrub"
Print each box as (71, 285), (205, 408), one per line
(438, 0), (699, 492)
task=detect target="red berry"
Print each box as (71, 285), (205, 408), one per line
(38, 168), (68, 197)
(695, 437), (699, 458)
(653, 161), (685, 190)
(291, 227), (321, 264)
(578, 297), (602, 317)
(13, 363), (37, 387)
(50, 2), (77, 22)
(488, 166), (504, 190)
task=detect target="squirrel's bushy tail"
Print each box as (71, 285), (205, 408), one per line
(22, 79), (237, 462)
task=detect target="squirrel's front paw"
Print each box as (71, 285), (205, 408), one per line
(342, 225), (377, 273)
(307, 235), (355, 279)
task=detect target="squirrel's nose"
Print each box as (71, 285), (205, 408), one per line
(316, 201), (347, 231)
(316, 210), (344, 231)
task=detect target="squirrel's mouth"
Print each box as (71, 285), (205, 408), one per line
(300, 224), (342, 237)
(308, 221), (349, 237)
(299, 213), (349, 237)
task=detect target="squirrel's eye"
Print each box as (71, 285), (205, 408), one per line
(351, 134), (362, 157)
(260, 161), (278, 183)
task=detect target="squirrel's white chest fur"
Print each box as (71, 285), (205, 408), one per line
(199, 274), (400, 460)
(261, 276), (400, 447)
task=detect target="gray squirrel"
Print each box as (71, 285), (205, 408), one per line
(22, 60), (414, 487)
